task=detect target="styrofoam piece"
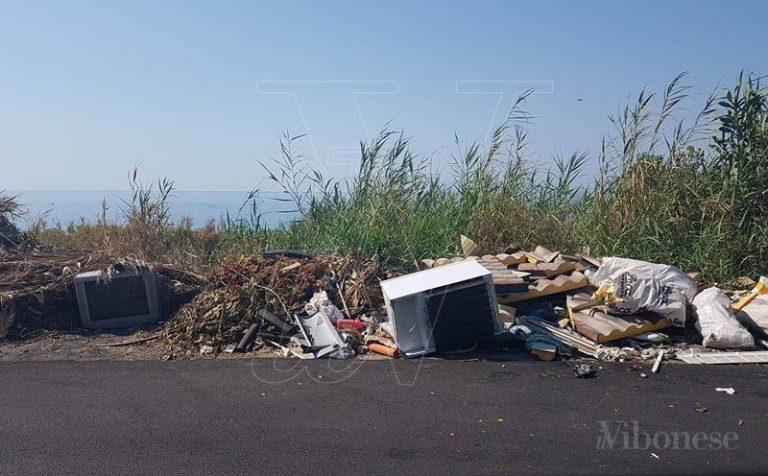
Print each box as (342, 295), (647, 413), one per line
(677, 350), (768, 365)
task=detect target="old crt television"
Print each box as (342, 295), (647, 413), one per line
(74, 267), (161, 329)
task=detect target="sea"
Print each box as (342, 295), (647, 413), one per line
(6, 190), (296, 229)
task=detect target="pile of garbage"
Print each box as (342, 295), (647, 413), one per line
(4, 236), (768, 366)
(161, 252), (393, 357)
(411, 236), (768, 365)
(160, 237), (746, 363)
(0, 253), (204, 338)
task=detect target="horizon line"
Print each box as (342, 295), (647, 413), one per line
(3, 189), (283, 194)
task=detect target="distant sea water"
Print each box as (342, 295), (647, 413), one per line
(6, 190), (296, 229)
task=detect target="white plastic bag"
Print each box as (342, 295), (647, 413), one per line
(693, 287), (754, 349)
(589, 257), (697, 327)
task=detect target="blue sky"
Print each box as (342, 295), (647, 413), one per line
(0, 0), (765, 191)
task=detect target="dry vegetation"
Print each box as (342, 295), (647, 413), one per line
(163, 253), (390, 356)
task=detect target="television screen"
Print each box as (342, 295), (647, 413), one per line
(75, 268), (161, 329)
(83, 275), (150, 321)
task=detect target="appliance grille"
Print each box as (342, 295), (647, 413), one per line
(425, 277), (495, 351)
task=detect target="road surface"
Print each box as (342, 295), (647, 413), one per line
(1, 359), (766, 475)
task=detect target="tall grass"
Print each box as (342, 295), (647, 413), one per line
(247, 72), (767, 281)
(28, 72), (768, 282)
(29, 169), (220, 267)
(0, 192), (27, 249)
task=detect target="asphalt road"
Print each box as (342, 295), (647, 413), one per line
(1, 358), (766, 476)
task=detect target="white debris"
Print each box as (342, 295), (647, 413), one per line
(651, 350), (664, 373)
(693, 288), (755, 349)
(590, 257), (697, 327)
(304, 290), (345, 324)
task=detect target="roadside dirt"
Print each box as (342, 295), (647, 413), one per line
(0, 330), (288, 362)
(0, 329), (398, 362)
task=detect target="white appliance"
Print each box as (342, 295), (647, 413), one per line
(380, 260), (502, 357)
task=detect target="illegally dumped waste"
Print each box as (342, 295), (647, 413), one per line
(74, 266), (163, 330)
(732, 276), (768, 313)
(295, 309), (354, 359)
(519, 314), (602, 359)
(234, 321), (262, 353)
(588, 257), (697, 327)
(416, 237), (768, 364)
(161, 253), (390, 357)
(294, 288), (356, 359)
(678, 350), (768, 365)
(5, 232), (768, 366)
(525, 333), (558, 361)
(651, 350), (664, 373)
(734, 277), (768, 341)
(693, 288), (754, 349)
(422, 246), (591, 304)
(566, 292), (670, 343)
(304, 290), (345, 325)
(380, 259), (502, 358)
(366, 342), (400, 358)
(633, 332), (669, 343)
(573, 363), (598, 379)
(715, 387), (736, 395)
(460, 234), (485, 257)
(0, 252), (202, 338)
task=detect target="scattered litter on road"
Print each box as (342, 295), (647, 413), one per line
(651, 351), (664, 374)
(574, 364), (598, 379)
(715, 387), (736, 395)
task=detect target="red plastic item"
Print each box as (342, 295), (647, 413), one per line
(335, 319), (366, 331)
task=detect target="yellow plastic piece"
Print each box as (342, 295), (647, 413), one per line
(732, 276), (768, 313)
